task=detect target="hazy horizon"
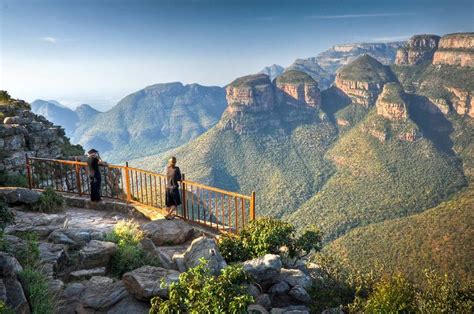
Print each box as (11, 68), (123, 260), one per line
(1, 0), (473, 110)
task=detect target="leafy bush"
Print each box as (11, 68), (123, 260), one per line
(0, 171), (28, 188)
(356, 274), (415, 313)
(19, 267), (55, 313)
(0, 90), (11, 104)
(150, 259), (253, 313)
(415, 270), (474, 313)
(218, 217), (322, 263)
(14, 232), (40, 268)
(0, 300), (15, 314)
(105, 220), (160, 277)
(29, 188), (65, 213)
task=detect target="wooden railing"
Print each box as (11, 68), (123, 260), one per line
(25, 155), (255, 233)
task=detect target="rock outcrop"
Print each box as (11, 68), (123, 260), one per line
(433, 33), (474, 67)
(395, 34), (440, 65)
(376, 83), (409, 120)
(447, 86), (474, 118)
(141, 219), (194, 246)
(218, 72), (321, 134)
(365, 83), (422, 142)
(335, 55), (395, 107)
(275, 70), (321, 108)
(0, 92), (83, 176)
(122, 266), (180, 300)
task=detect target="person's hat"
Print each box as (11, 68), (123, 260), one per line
(87, 149), (98, 154)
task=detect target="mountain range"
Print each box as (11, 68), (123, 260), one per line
(29, 32), (473, 284)
(259, 41), (404, 90)
(32, 83), (227, 162)
(132, 32), (474, 284)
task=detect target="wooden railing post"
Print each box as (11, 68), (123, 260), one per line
(250, 191), (256, 221)
(74, 157), (82, 196)
(124, 162), (131, 203)
(25, 154), (32, 189)
(181, 174), (187, 220)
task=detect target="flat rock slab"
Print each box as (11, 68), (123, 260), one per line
(243, 254), (282, 283)
(142, 219), (194, 246)
(123, 266), (180, 301)
(70, 267), (106, 281)
(0, 187), (40, 205)
(49, 228), (106, 249)
(172, 236), (226, 275)
(6, 210), (66, 239)
(79, 240), (117, 269)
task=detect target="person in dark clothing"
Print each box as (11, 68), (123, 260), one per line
(164, 157), (182, 219)
(87, 149), (103, 202)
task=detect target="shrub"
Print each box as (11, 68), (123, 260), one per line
(0, 300), (15, 314)
(19, 267), (55, 313)
(150, 259), (253, 313)
(415, 269), (474, 313)
(218, 217), (322, 263)
(361, 274), (415, 313)
(29, 188), (65, 213)
(0, 171), (28, 188)
(14, 232), (40, 268)
(106, 220), (160, 277)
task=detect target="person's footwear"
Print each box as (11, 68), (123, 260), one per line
(165, 214), (173, 220)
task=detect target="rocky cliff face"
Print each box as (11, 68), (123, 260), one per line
(335, 55), (394, 107)
(275, 70), (321, 108)
(447, 87), (474, 118)
(376, 83), (409, 120)
(219, 73), (320, 134)
(0, 94), (83, 175)
(433, 33), (474, 67)
(395, 35), (440, 65)
(364, 83), (421, 142)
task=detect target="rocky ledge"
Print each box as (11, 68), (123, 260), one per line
(0, 95), (82, 175)
(433, 33), (474, 68)
(218, 72), (320, 134)
(395, 34), (440, 65)
(364, 83), (422, 142)
(334, 55), (395, 107)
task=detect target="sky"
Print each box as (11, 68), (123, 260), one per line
(1, 0), (473, 111)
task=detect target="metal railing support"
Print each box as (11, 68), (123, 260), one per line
(124, 162), (132, 203)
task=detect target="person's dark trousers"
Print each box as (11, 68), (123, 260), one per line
(90, 175), (102, 201)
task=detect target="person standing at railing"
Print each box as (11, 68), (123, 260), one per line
(87, 149), (104, 202)
(164, 156), (182, 219)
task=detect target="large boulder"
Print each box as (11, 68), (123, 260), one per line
(277, 269), (312, 289)
(0, 253), (23, 277)
(138, 238), (178, 270)
(0, 187), (40, 205)
(3, 278), (30, 314)
(288, 286), (311, 303)
(48, 228), (106, 249)
(270, 306), (310, 314)
(39, 242), (68, 271)
(122, 265), (180, 301)
(141, 219), (194, 246)
(79, 240), (117, 269)
(106, 294), (150, 314)
(79, 277), (128, 312)
(243, 254), (282, 283)
(6, 210), (66, 239)
(172, 236), (227, 274)
(69, 267), (106, 281)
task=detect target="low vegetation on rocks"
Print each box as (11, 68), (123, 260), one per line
(150, 259), (253, 313)
(106, 220), (161, 277)
(28, 187), (65, 213)
(218, 217), (322, 263)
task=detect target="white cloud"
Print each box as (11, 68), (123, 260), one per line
(308, 13), (415, 19)
(40, 36), (57, 44)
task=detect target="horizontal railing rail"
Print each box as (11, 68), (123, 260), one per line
(25, 155), (255, 233)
